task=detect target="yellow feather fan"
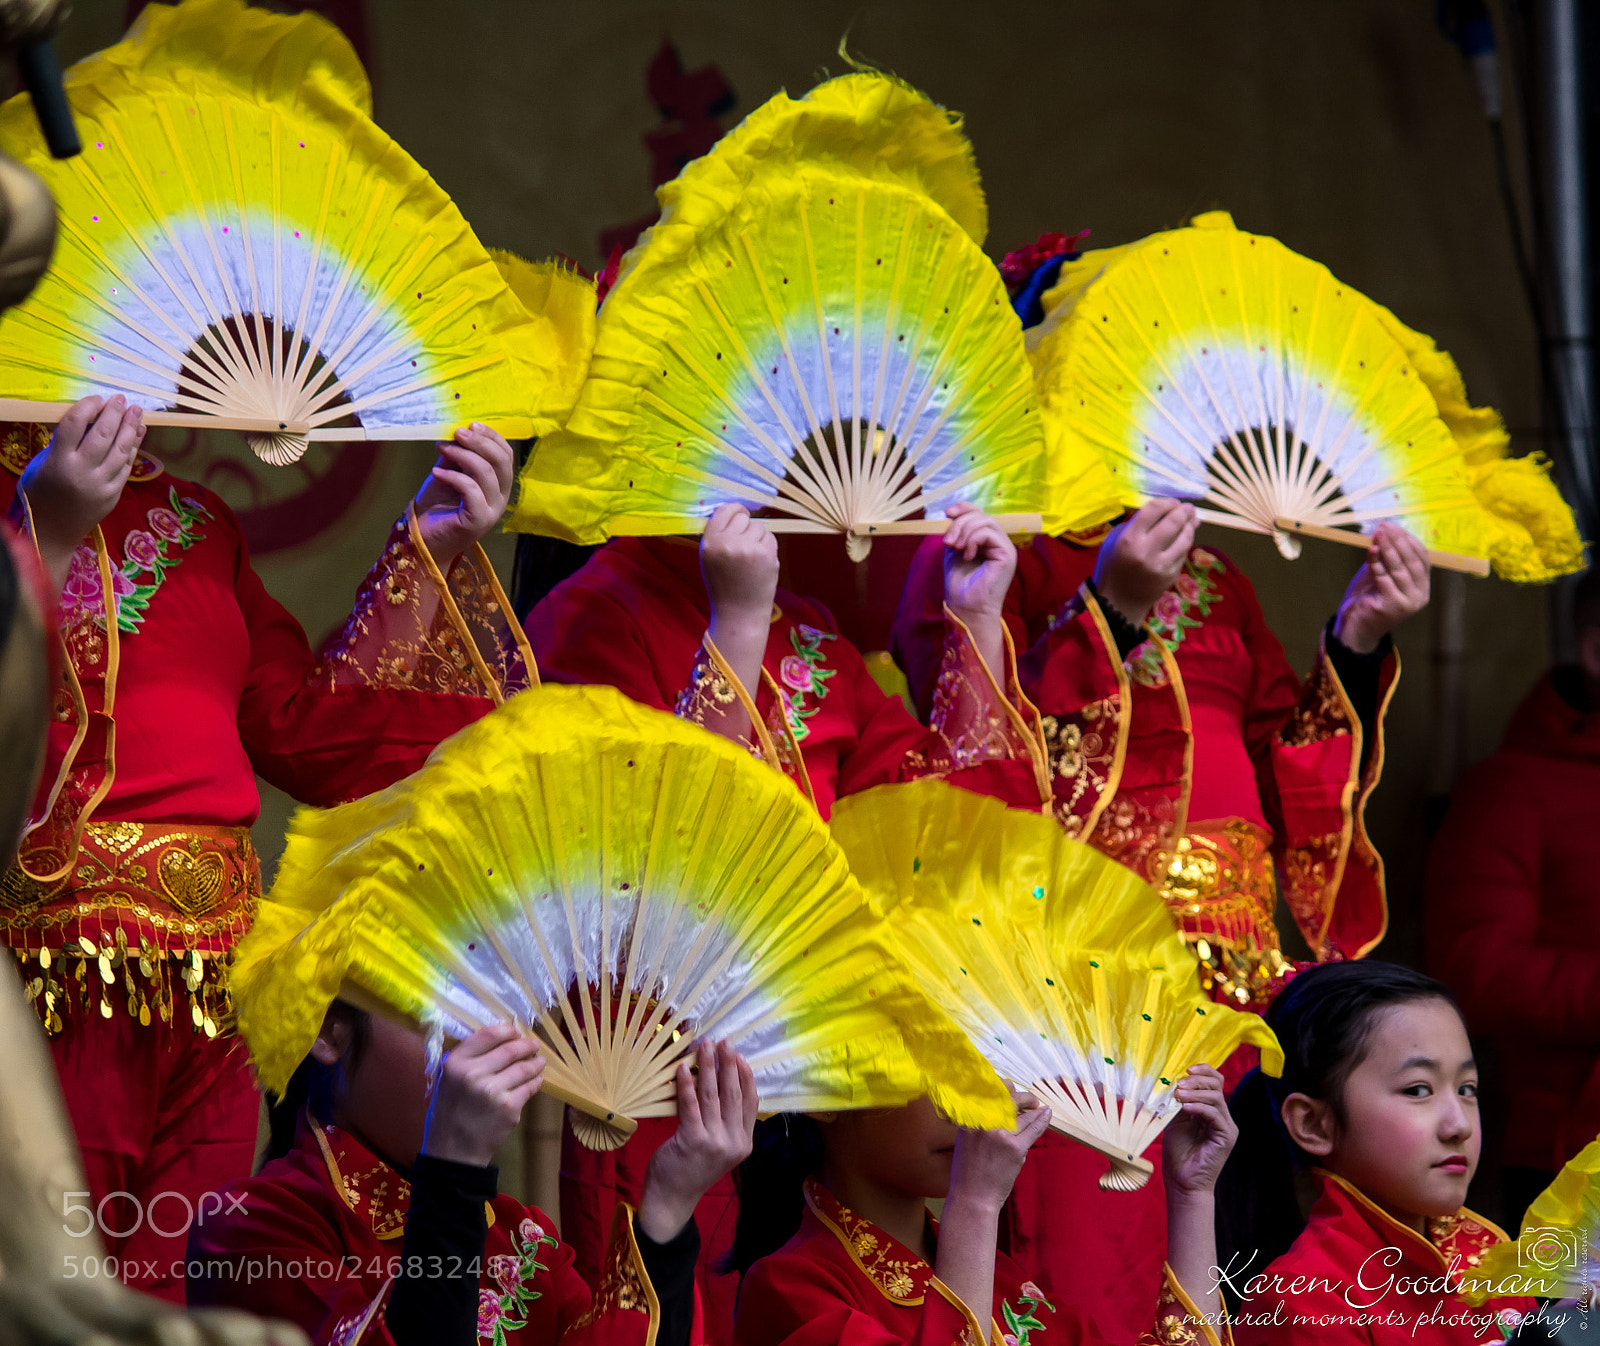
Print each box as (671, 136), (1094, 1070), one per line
(0, 0), (593, 465)
(512, 74), (1110, 554)
(1030, 210), (1581, 579)
(231, 685), (1014, 1150)
(1463, 1135), (1600, 1304)
(830, 779), (1283, 1190)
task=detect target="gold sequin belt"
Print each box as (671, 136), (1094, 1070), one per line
(2, 821), (259, 1035)
(1149, 818), (1292, 1009)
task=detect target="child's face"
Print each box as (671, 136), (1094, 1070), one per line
(1305, 999), (1479, 1222)
(825, 1098), (961, 1200)
(333, 1014), (432, 1168)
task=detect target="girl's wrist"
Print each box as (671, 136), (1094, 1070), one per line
(941, 1184), (1007, 1224)
(1165, 1185), (1216, 1214)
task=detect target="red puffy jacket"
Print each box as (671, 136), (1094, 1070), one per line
(1425, 669), (1600, 1171)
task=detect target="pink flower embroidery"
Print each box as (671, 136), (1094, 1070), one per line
(1020, 1282), (1044, 1300)
(489, 1255), (521, 1295)
(476, 1289), (503, 1335)
(123, 529), (160, 573)
(1004, 1336), (1019, 1346)
(59, 547), (102, 624)
(1173, 573), (1199, 602)
(779, 654), (813, 692)
(1153, 592), (1184, 626)
(518, 1217), (542, 1243)
(146, 506), (183, 542)
(59, 546), (132, 626)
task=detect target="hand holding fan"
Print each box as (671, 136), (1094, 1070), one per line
(230, 684), (1014, 1150)
(830, 778), (1282, 1190)
(513, 74), (1119, 557)
(0, 0), (592, 464)
(1029, 210), (1581, 580)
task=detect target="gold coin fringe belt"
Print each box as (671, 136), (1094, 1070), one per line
(1, 821), (259, 1036)
(1151, 819), (1294, 1010)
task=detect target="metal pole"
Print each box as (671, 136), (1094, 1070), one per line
(1540, 0), (1594, 506)
(1534, 0), (1594, 660)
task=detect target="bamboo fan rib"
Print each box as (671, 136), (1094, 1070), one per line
(229, 686), (1014, 1150)
(513, 73), (1091, 549)
(830, 779), (1282, 1191)
(0, 0), (589, 463)
(1029, 210), (1578, 577)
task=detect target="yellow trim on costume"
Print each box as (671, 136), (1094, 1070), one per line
(804, 1180), (927, 1306)
(1161, 1261), (1231, 1346)
(1313, 1168), (1511, 1274)
(17, 518), (120, 887)
(699, 634), (786, 771)
(405, 505), (517, 705)
(940, 602), (1051, 808)
(1076, 583), (1133, 840)
(757, 664), (820, 813)
(1311, 630), (1364, 957)
(614, 1202), (662, 1346)
(924, 1275), (988, 1342)
(311, 1117), (406, 1242)
(1350, 649), (1399, 959)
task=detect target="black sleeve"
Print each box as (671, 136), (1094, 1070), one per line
(385, 1156), (497, 1346)
(1083, 578), (1148, 660)
(632, 1213), (700, 1346)
(1323, 619), (1392, 776)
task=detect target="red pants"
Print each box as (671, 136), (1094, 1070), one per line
(561, 1112), (740, 1346)
(49, 1011), (260, 1303)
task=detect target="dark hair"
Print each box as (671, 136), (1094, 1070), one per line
(719, 1114), (826, 1279)
(265, 1000), (372, 1161)
(1214, 961), (1460, 1303)
(510, 532), (599, 624)
(507, 439), (598, 624)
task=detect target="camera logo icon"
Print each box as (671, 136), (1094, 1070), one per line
(1520, 1228), (1582, 1272)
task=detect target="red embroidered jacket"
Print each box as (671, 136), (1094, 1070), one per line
(893, 533), (1397, 1002)
(732, 1179), (1226, 1346)
(2, 440), (529, 1031)
(524, 536), (1046, 820)
(525, 535), (1049, 1346)
(187, 1118), (658, 1346)
(1233, 1171), (1534, 1345)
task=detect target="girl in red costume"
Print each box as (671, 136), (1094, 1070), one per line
(726, 1070), (1237, 1346)
(524, 502), (1048, 1343)
(3, 395), (530, 1301)
(190, 1009), (756, 1346)
(1218, 961), (1536, 1344)
(891, 237), (1432, 1342)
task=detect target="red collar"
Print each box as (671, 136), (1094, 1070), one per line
(803, 1177), (936, 1306)
(1312, 1169), (1511, 1277)
(310, 1118), (413, 1242)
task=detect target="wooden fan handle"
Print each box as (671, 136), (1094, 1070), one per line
(1045, 1112), (1155, 1191)
(665, 513), (1045, 537)
(0, 397), (302, 434)
(330, 983), (640, 1142)
(1273, 516), (1491, 576)
(537, 1080), (639, 1143)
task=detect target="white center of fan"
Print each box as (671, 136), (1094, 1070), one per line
(86, 211), (441, 432)
(1129, 337), (1405, 533)
(705, 323), (978, 527)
